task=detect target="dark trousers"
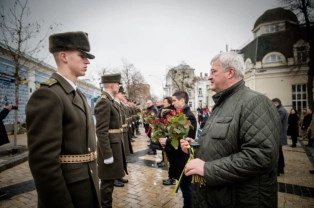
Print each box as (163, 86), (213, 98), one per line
(180, 174), (192, 208)
(100, 179), (114, 208)
(308, 138), (314, 146)
(278, 146), (285, 172)
(66, 178), (99, 208)
(291, 135), (298, 145)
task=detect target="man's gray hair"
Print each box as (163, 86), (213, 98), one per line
(211, 52), (245, 79)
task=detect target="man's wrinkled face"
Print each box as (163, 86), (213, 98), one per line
(208, 59), (230, 93)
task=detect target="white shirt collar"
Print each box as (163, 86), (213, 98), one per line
(57, 72), (77, 91)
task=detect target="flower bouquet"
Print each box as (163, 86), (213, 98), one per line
(142, 110), (156, 124)
(166, 108), (193, 149)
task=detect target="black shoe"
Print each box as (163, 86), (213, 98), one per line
(136, 132), (141, 135)
(118, 178), (128, 183)
(291, 144), (296, 147)
(0, 190), (8, 198)
(147, 150), (157, 155)
(157, 161), (164, 167)
(114, 180), (124, 187)
(306, 144), (311, 147)
(132, 135), (137, 138)
(131, 139), (135, 142)
(163, 178), (176, 185)
(310, 170), (314, 174)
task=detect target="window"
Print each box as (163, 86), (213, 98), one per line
(292, 84), (307, 112)
(189, 102), (192, 107)
(265, 24), (279, 33)
(199, 100), (202, 107)
(188, 89), (191, 96)
(296, 46), (307, 64)
(265, 55), (282, 63)
(255, 28), (261, 37)
(198, 88), (202, 95)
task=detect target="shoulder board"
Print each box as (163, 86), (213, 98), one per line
(100, 94), (107, 99)
(40, 78), (58, 87)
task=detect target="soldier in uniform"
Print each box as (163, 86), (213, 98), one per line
(95, 74), (128, 208)
(26, 31), (100, 207)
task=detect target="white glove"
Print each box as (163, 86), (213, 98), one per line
(104, 157), (114, 164)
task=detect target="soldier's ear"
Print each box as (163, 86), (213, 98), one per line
(59, 51), (68, 63)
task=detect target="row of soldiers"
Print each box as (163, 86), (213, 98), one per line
(26, 31), (140, 208)
(95, 73), (141, 207)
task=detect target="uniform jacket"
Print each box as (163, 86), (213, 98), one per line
(95, 91), (127, 180)
(118, 102), (131, 156)
(26, 72), (100, 208)
(0, 108), (10, 146)
(193, 80), (280, 208)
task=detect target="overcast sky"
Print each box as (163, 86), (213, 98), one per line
(2, 0), (281, 97)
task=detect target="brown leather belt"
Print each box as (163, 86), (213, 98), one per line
(108, 128), (123, 133)
(59, 151), (97, 163)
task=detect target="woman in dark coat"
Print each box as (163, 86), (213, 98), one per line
(287, 108), (299, 147)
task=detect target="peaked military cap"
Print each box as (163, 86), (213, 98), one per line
(118, 86), (124, 93)
(49, 31), (95, 59)
(101, 73), (122, 84)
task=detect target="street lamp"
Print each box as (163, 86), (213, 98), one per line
(149, 75), (164, 98)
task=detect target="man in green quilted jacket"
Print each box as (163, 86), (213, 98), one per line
(180, 52), (281, 208)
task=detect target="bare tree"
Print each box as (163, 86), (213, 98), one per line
(0, 0), (59, 151)
(120, 58), (148, 103)
(279, 0), (314, 109)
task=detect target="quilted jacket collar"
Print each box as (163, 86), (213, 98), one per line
(212, 80), (245, 109)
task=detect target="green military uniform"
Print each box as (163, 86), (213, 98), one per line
(26, 73), (100, 208)
(119, 102), (132, 156)
(26, 31), (99, 208)
(95, 74), (127, 208)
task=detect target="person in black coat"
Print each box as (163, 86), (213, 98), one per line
(287, 108), (299, 147)
(0, 104), (12, 146)
(159, 91), (197, 208)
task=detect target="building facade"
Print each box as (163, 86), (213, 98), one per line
(194, 72), (210, 109)
(207, 7), (310, 112)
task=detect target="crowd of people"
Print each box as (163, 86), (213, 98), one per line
(1, 30), (310, 207)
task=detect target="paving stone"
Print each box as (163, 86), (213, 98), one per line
(1, 130), (314, 207)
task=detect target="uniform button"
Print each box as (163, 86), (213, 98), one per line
(88, 148), (91, 152)
(90, 170), (93, 174)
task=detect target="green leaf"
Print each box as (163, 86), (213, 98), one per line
(171, 139), (179, 150)
(178, 118), (186, 125)
(174, 128), (181, 133)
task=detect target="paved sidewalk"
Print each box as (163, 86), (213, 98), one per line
(0, 128), (314, 207)
(0, 133), (28, 173)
